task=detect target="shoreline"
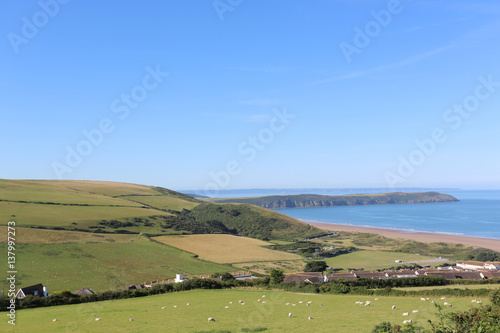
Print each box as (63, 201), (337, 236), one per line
(307, 222), (500, 252)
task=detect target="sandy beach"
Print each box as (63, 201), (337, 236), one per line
(308, 222), (500, 253)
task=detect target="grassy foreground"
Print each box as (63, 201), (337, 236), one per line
(4, 289), (489, 332)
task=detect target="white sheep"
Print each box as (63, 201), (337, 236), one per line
(403, 319), (412, 324)
(241, 302), (246, 305)
(292, 304), (296, 306)
(319, 304), (323, 306)
(306, 303), (310, 306)
(299, 301), (303, 304)
(262, 295), (266, 298)
(229, 302), (233, 304)
(412, 309), (419, 313)
(365, 301), (371, 306)
(208, 317), (215, 322)
(392, 305), (396, 310)
(161, 306), (167, 309)
(129, 318), (133, 321)
(472, 299), (477, 303)
(186, 303), (190, 306)
(257, 299), (261, 302)
(262, 301), (267, 304)
(225, 306), (229, 309)
(173, 305), (177, 308)
(443, 302), (449, 306)
(288, 312), (292, 318)
(53, 318), (57, 322)
(308, 316), (313, 320)
(95, 318), (101, 321)
(308, 301), (312, 304)
(402, 312), (409, 316)
(285, 303), (290, 306)
(441, 297), (446, 299)
(420, 297), (426, 301)
(477, 300), (482, 304)
(375, 298), (379, 301)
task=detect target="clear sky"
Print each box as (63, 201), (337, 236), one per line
(2, 0), (500, 192)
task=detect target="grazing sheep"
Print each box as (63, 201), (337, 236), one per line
(288, 313), (292, 318)
(365, 301), (371, 306)
(208, 317), (215, 322)
(432, 300), (435, 303)
(443, 302), (449, 306)
(426, 298), (429, 300)
(392, 305), (396, 310)
(306, 303), (310, 307)
(173, 305), (177, 308)
(262, 301), (266, 304)
(161, 306), (167, 309)
(292, 304), (296, 307)
(441, 297), (446, 299)
(319, 304), (323, 307)
(262, 295), (266, 298)
(229, 302), (233, 304)
(95, 318), (101, 321)
(53, 318), (57, 322)
(225, 306), (229, 309)
(239, 300), (243, 303)
(420, 298), (426, 301)
(241, 302), (246, 305)
(412, 310), (419, 313)
(186, 303), (190, 306)
(472, 299), (477, 303)
(299, 301), (303, 304)
(308, 316), (313, 320)
(403, 319), (412, 324)
(308, 301), (312, 304)
(402, 312), (409, 316)
(285, 303), (290, 306)
(258, 299), (261, 302)
(375, 298), (379, 301)
(129, 318), (133, 321)
(447, 304), (453, 308)
(477, 300), (482, 304)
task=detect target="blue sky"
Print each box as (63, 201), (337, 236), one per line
(2, 0), (500, 192)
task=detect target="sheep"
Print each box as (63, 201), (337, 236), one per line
(364, 301), (371, 306)
(412, 309), (419, 313)
(308, 316), (313, 320)
(257, 299), (261, 302)
(477, 300), (482, 304)
(262, 301), (267, 304)
(173, 305), (177, 308)
(285, 303), (290, 306)
(229, 302), (233, 304)
(402, 312), (409, 316)
(420, 297), (426, 301)
(299, 301), (303, 304)
(161, 306), (167, 309)
(129, 318), (133, 321)
(319, 304), (323, 307)
(225, 306), (229, 309)
(472, 299), (477, 303)
(443, 302), (449, 306)
(288, 313), (292, 318)
(95, 318), (101, 321)
(186, 303), (190, 306)
(208, 317), (215, 322)
(238, 300), (243, 303)
(403, 319), (412, 324)
(241, 302), (246, 305)
(307, 301), (312, 304)
(375, 298), (379, 301)
(392, 305), (396, 310)
(441, 297), (446, 299)
(447, 304), (453, 308)
(306, 303), (310, 306)
(262, 295), (266, 298)
(292, 304), (296, 306)
(53, 318), (57, 322)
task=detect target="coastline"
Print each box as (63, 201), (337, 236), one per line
(307, 222), (500, 252)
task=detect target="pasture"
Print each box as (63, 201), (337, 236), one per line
(4, 289), (489, 332)
(153, 234), (303, 264)
(325, 250), (439, 270)
(0, 235), (232, 292)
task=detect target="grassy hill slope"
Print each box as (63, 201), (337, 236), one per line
(0, 179), (324, 240)
(210, 191), (459, 208)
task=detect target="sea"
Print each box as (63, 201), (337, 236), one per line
(185, 188), (500, 240)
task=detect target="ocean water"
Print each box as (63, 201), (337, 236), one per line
(271, 190), (500, 240)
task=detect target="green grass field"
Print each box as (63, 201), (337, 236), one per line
(3, 289), (489, 332)
(325, 250), (438, 270)
(0, 234), (232, 292)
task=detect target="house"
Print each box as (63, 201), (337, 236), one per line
(174, 274), (189, 283)
(484, 262), (500, 270)
(456, 261), (486, 270)
(123, 285), (143, 290)
(74, 288), (94, 296)
(16, 283), (46, 299)
(283, 272), (324, 284)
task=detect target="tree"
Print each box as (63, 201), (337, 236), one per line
(304, 260), (328, 272)
(270, 268), (284, 284)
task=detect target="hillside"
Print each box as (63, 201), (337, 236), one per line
(209, 191), (459, 208)
(0, 179), (324, 240)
